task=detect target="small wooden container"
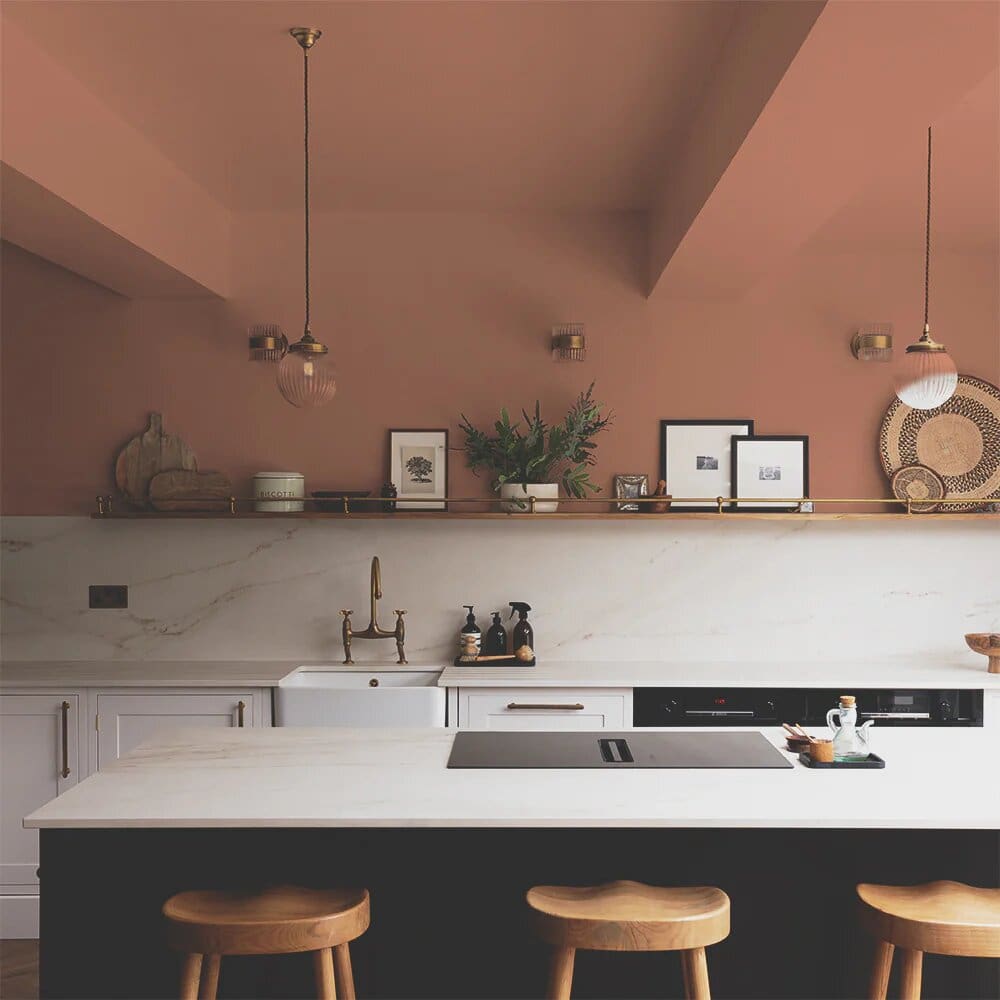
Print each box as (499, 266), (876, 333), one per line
(809, 739), (834, 764)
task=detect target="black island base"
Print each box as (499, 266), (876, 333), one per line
(40, 827), (998, 1000)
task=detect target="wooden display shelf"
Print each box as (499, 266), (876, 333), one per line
(91, 510), (998, 522)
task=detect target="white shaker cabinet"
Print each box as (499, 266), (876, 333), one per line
(0, 692), (84, 936)
(0, 685), (270, 936)
(93, 690), (264, 769)
(457, 687), (630, 730)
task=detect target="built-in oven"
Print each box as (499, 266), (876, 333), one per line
(633, 687), (983, 727)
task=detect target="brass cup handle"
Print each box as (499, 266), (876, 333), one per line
(60, 701), (70, 778)
(506, 703), (585, 711)
(237, 700), (246, 728)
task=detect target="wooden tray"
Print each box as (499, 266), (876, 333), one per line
(798, 752), (885, 769)
(453, 655), (536, 667)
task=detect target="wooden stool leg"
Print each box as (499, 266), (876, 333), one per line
(898, 949), (923, 1000)
(682, 947), (711, 1000)
(314, 947), (337, 1000)
(680, 950), (692, 997)
(199, 954), (221, 1000)
(179, 954), (203, 1000)
(868, 940), (894, 1000)
(333, 943), (356, 1000)
(546, 945), (575, 1000)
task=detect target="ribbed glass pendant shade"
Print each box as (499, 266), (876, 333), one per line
(277, 351), (337, 408)
(895, 346), (958, 410)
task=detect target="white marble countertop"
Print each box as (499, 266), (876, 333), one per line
(5, 657), (996, 690)
(438, 658), (1000, 689)
(0, 660), (308, 688)
(25, 725), (1000, 830)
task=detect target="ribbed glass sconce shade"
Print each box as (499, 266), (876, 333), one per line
(895, 345), (958, 410)
(276, 350), (337, 408)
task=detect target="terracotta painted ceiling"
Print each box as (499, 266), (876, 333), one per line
(3, 0), (743, 211)
(2, 0), (997, 299)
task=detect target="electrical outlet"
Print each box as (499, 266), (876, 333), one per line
(89, 585), (128, 609)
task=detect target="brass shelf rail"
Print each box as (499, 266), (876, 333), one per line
(92, 494), (998, 519)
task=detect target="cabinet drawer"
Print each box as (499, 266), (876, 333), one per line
(459, 688), (628, 730)
(96, 691), (258, 769)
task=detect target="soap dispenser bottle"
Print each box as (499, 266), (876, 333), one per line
(508, 602), (533, 652)
(460, 606), (482, 656)
(483, 612), (507, 656)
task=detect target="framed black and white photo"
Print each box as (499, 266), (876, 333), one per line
(613, 473), (649, 512)
(388, 429), (448, 510)
(731, 435), (809, 512)
(660, 419), (754, 511)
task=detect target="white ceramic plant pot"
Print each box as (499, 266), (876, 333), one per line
(499, 482), (560, 513)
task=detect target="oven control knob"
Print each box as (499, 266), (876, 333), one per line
(664, 699), (679, 716)
(765, 700), (776, 714)
(938, 699), (951, 716)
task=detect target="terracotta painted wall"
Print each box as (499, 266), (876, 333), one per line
(2, 206), (997, 515)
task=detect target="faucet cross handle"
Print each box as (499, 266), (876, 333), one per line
(393, 609), (407, 616)
(340, 609), (353, 617)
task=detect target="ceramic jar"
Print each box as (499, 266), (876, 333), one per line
(253, 472), (305, 512)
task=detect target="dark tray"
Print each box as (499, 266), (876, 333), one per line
(798, 752), (885, 769)
(453, 655), (536, 667)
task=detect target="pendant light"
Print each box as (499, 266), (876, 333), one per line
(276, 27), (338, 408)
(895, 127), (957, 410)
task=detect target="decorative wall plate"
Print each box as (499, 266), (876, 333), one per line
(880, 375), (1000, 512)
(890, 464), (945, 513)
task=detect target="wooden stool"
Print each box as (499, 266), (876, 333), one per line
(526, 879), (730, 1000)
(163, 884), (370, 1000)
(858, 880), (1000, 1000)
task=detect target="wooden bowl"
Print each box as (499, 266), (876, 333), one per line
(785, 737), (811, 754)
(965, 633), (1000, 674)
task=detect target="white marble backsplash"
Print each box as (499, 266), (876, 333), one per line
(1, 517), (997, 665)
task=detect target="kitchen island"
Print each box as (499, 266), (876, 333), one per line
(27, 726), (1000, 998)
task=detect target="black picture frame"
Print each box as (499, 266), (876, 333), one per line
(659, 419), (755, 512)
(387, 428), (449, 511)
(730, 435), (810, 513)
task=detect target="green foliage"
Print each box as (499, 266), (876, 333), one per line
(459, 384), (613, 498)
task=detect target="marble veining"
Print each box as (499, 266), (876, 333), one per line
(2, 516), (997, 666)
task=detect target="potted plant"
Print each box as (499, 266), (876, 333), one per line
(459, 384), (613, 512)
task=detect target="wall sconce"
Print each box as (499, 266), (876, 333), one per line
(248, 324), (288, 362)
(551, 323), (587, 362)
(850, 323), (893, 363)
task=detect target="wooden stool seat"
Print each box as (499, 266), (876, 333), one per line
(858, 880), (1000, 1000)
(163, 884), (369, 1000)
(527, 880), (730, 999)
(527, 880), (730, 952)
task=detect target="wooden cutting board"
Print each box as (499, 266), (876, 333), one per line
(115, 413), (197, 507)
(149, 470), (232, 512)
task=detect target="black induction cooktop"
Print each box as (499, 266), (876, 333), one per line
(447, 731), (792, 769)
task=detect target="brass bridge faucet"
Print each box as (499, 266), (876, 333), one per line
(340, 556), (407, 664)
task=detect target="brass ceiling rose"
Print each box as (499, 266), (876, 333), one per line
(290, 27), (322, 49)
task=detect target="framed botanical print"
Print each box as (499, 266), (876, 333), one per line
(659, 419), (754, 511)
(388, 429), (448, 510)
(731, 435), (809, 512)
